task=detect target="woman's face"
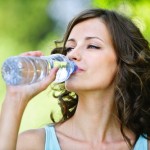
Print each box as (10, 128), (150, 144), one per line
(65, 18), (118, 92)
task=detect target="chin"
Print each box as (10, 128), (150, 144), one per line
(65, 80), (80, 92)
(65, 80), (74, 91)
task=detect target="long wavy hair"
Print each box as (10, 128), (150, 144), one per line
(51, 8), (150, 148)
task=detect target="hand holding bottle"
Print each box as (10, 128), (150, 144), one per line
(0, 51), (58, 150)
(5, 51), (58, 103)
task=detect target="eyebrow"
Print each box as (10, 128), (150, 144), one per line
(67, 36), (104, 43)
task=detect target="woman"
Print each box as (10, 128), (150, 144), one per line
(0, 8), (150, 150)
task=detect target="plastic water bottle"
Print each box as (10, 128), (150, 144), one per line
(1, 54), (77, 85)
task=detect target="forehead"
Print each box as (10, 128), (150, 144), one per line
(68, 18), (112, 43)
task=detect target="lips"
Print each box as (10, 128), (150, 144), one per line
(73, 66), (85, 74)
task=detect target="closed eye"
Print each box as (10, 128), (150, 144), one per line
(65, 47), (74, 53)
(87, 45), (101, 49)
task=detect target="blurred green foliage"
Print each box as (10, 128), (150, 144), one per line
(0, 0), (150, 131)
(0, 0), (56, 55)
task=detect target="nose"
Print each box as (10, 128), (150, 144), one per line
(67, 47), (81, 61)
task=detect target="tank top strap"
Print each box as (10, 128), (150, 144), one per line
(44, 125), (61, 150)
(134, 135), (148, 150)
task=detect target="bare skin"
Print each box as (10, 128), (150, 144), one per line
(0, 51), (58, 150)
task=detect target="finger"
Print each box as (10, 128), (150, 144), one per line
(20, 51), (44, 56)
(43, 67), (59, 86)
(37, 67), (59, 91)
(6, 67), (58, 102)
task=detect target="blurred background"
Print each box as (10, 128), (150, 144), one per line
(0, 0), (150, 132)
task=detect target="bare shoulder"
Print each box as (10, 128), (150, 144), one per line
(16, 128), (45, 150)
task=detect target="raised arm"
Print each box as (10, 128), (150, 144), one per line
(0, 51), (58, 150)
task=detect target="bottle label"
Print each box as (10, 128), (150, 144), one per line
(53, 61), (67, 68)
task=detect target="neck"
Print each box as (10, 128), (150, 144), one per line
(70, 89), (123, 143)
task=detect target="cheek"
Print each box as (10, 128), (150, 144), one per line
(102, 65), (117, 85)
(90, 58), (118, 88)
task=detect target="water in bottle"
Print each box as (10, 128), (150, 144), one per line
(1, 54), (77, 85)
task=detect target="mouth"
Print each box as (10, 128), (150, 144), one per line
(73, 67), (85, 74)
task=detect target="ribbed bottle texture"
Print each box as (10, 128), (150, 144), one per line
(1, 54), (77, 85)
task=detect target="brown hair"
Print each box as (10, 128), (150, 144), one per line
(51, 8), (150, 148)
